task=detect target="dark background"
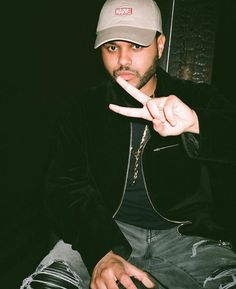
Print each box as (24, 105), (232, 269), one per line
(1, 0), (235, 287)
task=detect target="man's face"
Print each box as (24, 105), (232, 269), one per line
(100, 35), (165, 91)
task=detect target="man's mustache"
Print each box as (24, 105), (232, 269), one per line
(114, 66), (138, 76)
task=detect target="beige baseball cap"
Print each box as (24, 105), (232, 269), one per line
(94, 0), (163, 48)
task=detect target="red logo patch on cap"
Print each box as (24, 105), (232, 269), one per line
(115, 7), (132, 16)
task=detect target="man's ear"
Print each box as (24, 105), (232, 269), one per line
(157, 34), (166, 59)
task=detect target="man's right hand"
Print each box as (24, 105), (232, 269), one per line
(90, 251), (155, 289)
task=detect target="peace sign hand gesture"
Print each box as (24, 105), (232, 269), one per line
(109, 76), (199, 136)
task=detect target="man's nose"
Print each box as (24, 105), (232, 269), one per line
(118, 49), (132, 67)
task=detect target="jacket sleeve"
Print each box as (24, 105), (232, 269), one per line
(180, 83), (236, 165)
(45, 99), (131, 274)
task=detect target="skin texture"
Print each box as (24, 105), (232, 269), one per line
(109, 76), (199, 136)
(91, 251), (155, 289)
(91, 35), (199, 289)
(101, 35), (165, 96)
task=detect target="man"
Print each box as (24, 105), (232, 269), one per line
(22, 0), (236, 288)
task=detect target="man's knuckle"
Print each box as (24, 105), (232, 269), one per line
(118, 273), (127, 282)
(100, 268), (110, 278)
(142, 272), (149, 279)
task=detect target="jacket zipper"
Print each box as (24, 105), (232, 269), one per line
(141, 129), (191, 229)
(113, 124), (192, 233)
(113, 123), (133, 218)
(153, 143), (179, 152)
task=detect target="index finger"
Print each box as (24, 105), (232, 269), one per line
(116, 76), (150, 105)
(109, 104), (146, 119)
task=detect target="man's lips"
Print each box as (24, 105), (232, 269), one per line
(116, 71), (136, 81)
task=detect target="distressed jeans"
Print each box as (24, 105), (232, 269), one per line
(117, 221), (236, 289)
(21, 221), (236, 289)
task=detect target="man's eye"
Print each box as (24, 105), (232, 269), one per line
(133, 44), (142, 50)
(107, 45), (117, 52)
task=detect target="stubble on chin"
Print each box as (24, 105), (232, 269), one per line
(136, 56), (158, 90)
(112, 56), (158, 89)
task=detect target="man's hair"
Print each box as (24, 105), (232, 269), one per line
(155, 31), (162, 39)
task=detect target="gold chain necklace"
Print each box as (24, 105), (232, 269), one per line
(131, 124), (149, 184)
(131, 92), (155, 184)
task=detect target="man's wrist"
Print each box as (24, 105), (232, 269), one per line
(187, 110), (199, 134)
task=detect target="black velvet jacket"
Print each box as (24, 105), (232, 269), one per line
(46, 67), (236, 273)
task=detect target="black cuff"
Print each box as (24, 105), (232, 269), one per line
(112, 244), (132, 260)
(181, 132), (200, 158)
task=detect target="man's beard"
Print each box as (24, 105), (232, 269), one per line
(113, 56), (158, 91)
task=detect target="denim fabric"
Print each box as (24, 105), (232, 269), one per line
(117, 221), (236, 289)
(20, 260), (85, 289)
(21, 221), (236, 289)
(20, 240), (90, 289)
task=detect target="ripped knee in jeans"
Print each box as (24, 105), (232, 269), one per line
(20, 260), (85, 289)
(204, 264), (236, 289)
(191, 239), (232, 258)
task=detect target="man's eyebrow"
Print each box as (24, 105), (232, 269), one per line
(103, 41), (116, 46)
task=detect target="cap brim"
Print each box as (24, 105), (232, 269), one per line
(94, 26), (157, 49)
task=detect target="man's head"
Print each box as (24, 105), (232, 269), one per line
(94, 0), (163, 48)
(95, 0), (165, 94)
